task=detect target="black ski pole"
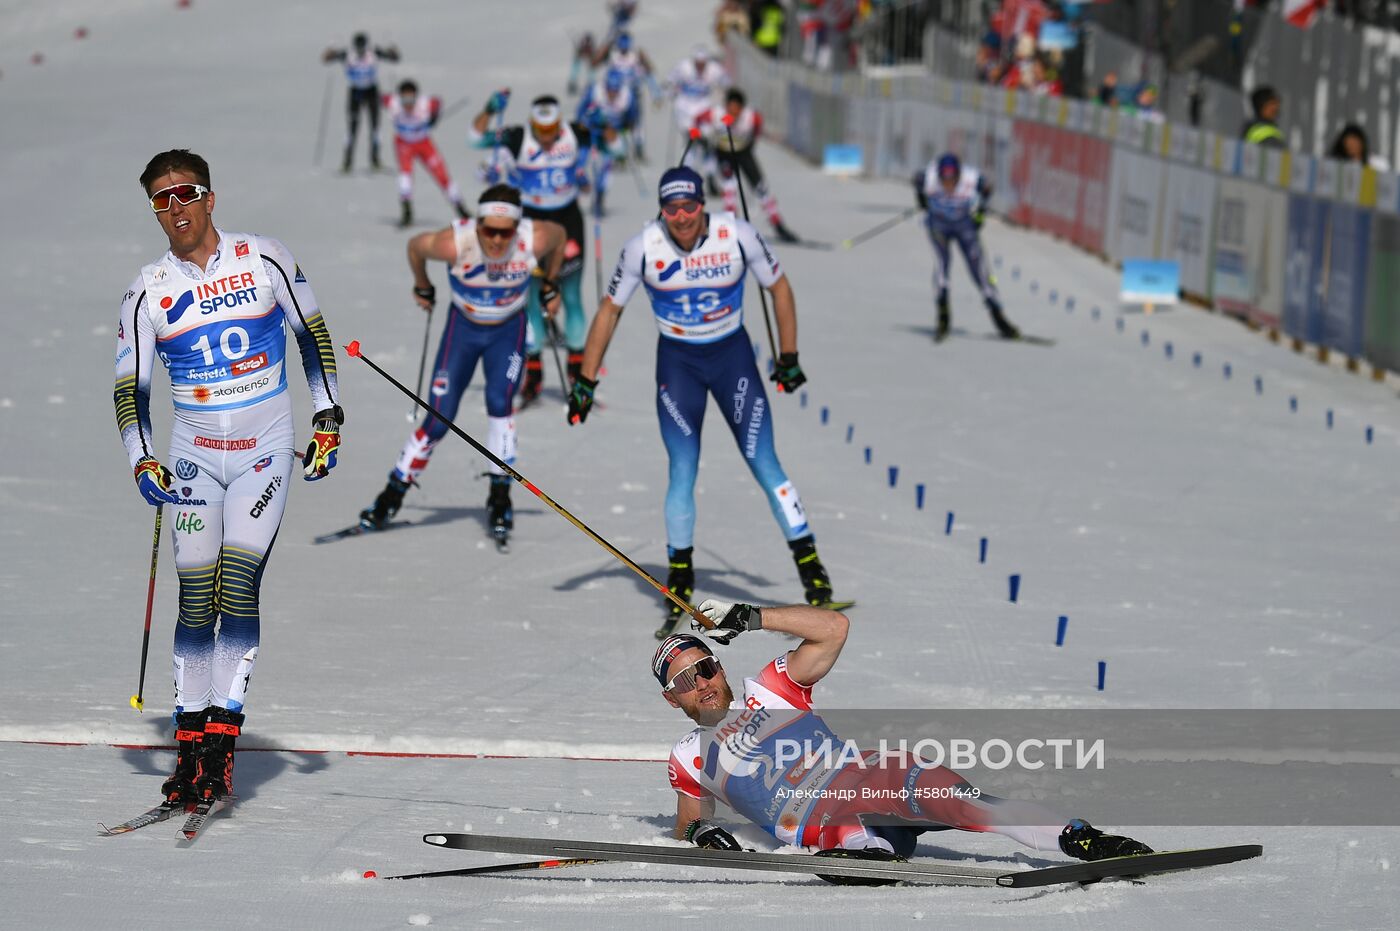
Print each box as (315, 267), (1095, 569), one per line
(129, 505), (163, 713)
(841, 205), (921, 250)
(407, 304), (434, 422)
(344, 340), (714, 629)
(381, 857), (602, 881)
(533, 268), (569, 395)
(723, 118), (780, 368)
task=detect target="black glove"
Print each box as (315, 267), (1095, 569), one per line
(813, 847), (907, 886)
(697, 598), (762, 646)
(567, 374), (597, 425)
(539, 277), (561, 307)
(771, 352), (806, 393)
(413, 284), (436, 309)
(686, 818), (742, 851)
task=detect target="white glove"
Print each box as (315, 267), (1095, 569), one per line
(696, 598), (762, 645)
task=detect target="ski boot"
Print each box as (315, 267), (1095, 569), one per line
(193, 707), (244, 803)
(360, 473), (411, 531)
(988, 300), (1020, 340)
(655, 546), (696, 639)
(518, 352), (544, 408)
(789, 535), (835, 607)
(567, 351), (584, 386)
(772, 220), (800, 244)
(398, 199), (413, 228)
(934, 296), (951, 343)
(160, 709), (206, 806)
(1059, 819), (1154, 861)
(487, 475), (513, 550)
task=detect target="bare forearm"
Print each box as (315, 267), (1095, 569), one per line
(769, 277), (798, 354)
(580, 299), (623, 380)
(756, 604), (846, 644)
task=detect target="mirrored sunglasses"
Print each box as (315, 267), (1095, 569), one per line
(479, 223), (519, 241)
(149, 183), (209, 213)
(666, 655), (722, 694)
(661, 200), (703, 218)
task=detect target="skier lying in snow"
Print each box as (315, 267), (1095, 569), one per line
(655, 602), (1152, 884)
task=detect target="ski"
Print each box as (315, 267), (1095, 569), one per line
(422, 832), (1001, 886)
(996, 844), (1264, 888)
(179, 797), (230, 842)
(313, 520), (410, 544)
(98, 801), (185, 836)
(422, 833), (1262, 888)
(381, 857), (603, 881)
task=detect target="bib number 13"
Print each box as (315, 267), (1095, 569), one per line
(190, 327), (249, 366)
(675, 291), (721, 316)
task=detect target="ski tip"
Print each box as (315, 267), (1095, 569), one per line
(424, 834), (449, 846)
(362, 869), (378, 879)
(345, 340), (361, 358)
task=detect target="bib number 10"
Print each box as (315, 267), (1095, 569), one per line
(191, 327), (249, 366)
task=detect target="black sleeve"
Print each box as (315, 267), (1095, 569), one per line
(913, 171), (928, 210)
(324, 49), (347, 62)
(375, 46), (401, 62)
(502, 126), (526, 159)
(572, 123), (594, 149)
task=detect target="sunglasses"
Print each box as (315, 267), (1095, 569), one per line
(666, 656), (722, 694)
(149, 183), (209, 213)
(479, 223), (518, 241)
(661, 200), (703, 218)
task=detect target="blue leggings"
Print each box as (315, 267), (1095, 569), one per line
(925, 216), (1000, 307)
(425, 308), (525, 430)
(655, 330), (811, 548)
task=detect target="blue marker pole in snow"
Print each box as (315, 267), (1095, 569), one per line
(979, 537), (988, 563)
(1056, 615), (1068, 645)
(1091, 306), (1101, 321)
(916, 483), (925, 509)
(1254, 376), (1263, 395)
(1066, 296), (1076, 310)
(1164, 342), (1173, 359)
(864, 446), (872, 464)
(1049, 289), (1058, 304)
(1116, 317), (1124, 333)
(945, 511), (954, 535)
(800, 391), (808, 408)
(1008, 574), (1021, 603)
(1289, 396), (1297, 413)
(821, 406), (829, 425)
(1141, 330), (1150, 346)
(846, 424), (854, 443)
(888, 466), (898, 487)
(1223, 362), (1232, 380)
(1192, 351), (1202, 368)
(1097, 661), (1106, 690)
(1366, 426), (1374, 444)
(1327, 409), (1334, 429)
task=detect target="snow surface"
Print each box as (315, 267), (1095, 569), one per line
(1, 1), (1398, 928)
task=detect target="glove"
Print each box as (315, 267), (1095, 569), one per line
(477, 163), (503, 185)
(302, 405), (343, 481)
(539, 277), (561, 311)
(697, 599), (762, 645)
(413, 284), (436, 309)
(133, 457), (179, 506)
(567, 374), (597, 425)
(686, 819), (743, 851)
(770, 352), (807, 393)
(485, 89), (510, 115)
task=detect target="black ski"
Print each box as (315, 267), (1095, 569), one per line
(996, 844), (1264, 888)
(99, 801), (185, 836)
(179, 797), (230, 842)
(422, 833), (1262, 888)
(313, 520), (411, 544)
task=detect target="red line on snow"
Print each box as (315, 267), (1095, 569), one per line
(10, 739), (659, 763)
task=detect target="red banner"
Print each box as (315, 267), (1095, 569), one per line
(1010, 121), (1111, 255)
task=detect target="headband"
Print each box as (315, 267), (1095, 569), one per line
(478, 201), (522, 221)
(530, 103), (561, 126)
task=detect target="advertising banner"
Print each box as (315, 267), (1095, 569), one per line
(1365, 213), (1400, 371)
(1316, 202), (1371, 357)
(1283, 194), (1324, 340)
(1009, 122), (1113, 254)
(1161, 163), (1218, 297)
(1212, 178), (1287, 327)
(1105, 147), (1164, 264)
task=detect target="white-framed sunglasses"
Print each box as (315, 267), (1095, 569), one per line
(666, 655), (722, 694)
(149, 182), (210, 213)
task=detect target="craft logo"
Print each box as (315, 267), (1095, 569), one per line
(174, 458), (199, 480)
(249, 474), (284, 519)
(235, 240), (250, 258)
(230, 352), (269, 376)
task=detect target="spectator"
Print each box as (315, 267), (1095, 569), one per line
(751, 0), (786, 58)
(1330, 123), (1368, 163)
(1029, 55), (1062, 96)
(1123, 82), (1164, 123)
(975, 30), (1004, 84)
(716, 0), (750, 46)
(1243, 86), (1284, 148)
(1097, 71), (1119, 107)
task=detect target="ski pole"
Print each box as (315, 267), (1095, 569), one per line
(677, 126), (700, 168)
(381, 857), (602, 881)
(343, 340), (714, 629)
(723, 118), (779, 369)
(129, 505), (163, 713)
(406, 303), (435, 422)
(621, 130), (647, 196)
(840, 205), (921, 250)
(437, 95), (472, 124)
(532, 269), (570, 392)
(313, 70), (334, 169)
